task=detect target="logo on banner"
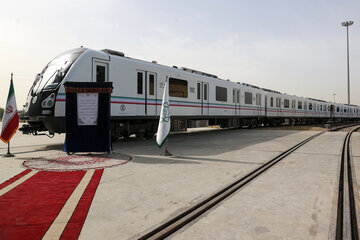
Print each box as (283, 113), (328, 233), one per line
(120, 104), (126, 111)
(6, 106), (13, 114)
(161, 102), (170, 123)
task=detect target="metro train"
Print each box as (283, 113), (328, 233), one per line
(20, 47), (360, 139)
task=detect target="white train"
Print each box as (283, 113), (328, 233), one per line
(20, 47), (360, 139)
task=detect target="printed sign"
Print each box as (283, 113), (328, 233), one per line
(77, 93), (98, 126)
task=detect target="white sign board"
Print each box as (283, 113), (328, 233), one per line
(77, 93), (98, 126)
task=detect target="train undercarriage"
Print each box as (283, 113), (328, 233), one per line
(20, 115), (359, 142)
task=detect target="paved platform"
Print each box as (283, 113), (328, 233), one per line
(0, 128), (358, 239)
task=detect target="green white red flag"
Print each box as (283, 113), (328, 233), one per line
(156, 80), (170, 147)
(1, 75), (19, 143)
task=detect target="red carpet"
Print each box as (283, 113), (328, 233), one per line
(0, 169), (103, 240)
(0, 169), (32, 190)
(61, 169), (103, 239)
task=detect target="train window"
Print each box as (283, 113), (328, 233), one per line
(216, 86), (227, 102)
(337, 107), (339, 112)
(276, 98), (281, 108)
(245, 92), (252, 104)
(204, 84), (208, 100)
(320, 105), (323, 111)
(256, 93), (261, 106)
(284, 99), (290, 108)
(304, 102), (307, 110)
(291, 100), (296, 109)
(233, 90), (236, 103)
(309, 103), (312, 110)
(270, 97), (274, 107)
(169, 78), (188, 98)
(298, 101), (302, 109)
(197, 83), (201, 100)
(96, 65), (106, 83)
(149, 74), (155, 96)
(137, 72), (143, 94)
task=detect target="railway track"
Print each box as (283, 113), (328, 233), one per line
(335, 126), (360, 239)
(329, 123), (360, 132)
(138, 131), (325, 240)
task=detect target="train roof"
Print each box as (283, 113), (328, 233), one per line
(96, 48), (359, 108)
(261, 88), (282, 94)
(99, 48), (236, 83)
(307, 98), (328, 103)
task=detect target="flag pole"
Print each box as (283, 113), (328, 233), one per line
(163, 139), (172, 156)
(1, 72), (18, 157)
(4, 141), (15, 157)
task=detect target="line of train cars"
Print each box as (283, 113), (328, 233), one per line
(20, 47), (360, 139)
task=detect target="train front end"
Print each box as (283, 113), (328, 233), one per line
(20, 48), (87, 136)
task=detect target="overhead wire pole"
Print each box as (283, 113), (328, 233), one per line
(341, 21), (354, 105)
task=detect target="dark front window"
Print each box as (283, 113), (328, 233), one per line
(32, 49), (85, 94)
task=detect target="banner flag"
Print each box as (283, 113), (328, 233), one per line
(156, 80), (170, 147)
(1, 74), (19, 143)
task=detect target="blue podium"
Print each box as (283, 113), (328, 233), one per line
(64, 82), (113, 154)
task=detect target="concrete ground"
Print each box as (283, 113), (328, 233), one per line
(0, 128), (358, 239)
(171, 132), (348, 240)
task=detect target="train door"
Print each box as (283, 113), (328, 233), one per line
(146, 72), (157, 116)
(197, 82), (209, 115)
(93, 61), (108, 82)
(233, 88), (240, 116)
(135, 70), (157, 116)
(136, 71), (146, 115)
(276, 97), (282, 117)
(256, 93), (262, 116)
(203, 83), (209, 115)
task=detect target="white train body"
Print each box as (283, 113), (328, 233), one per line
(21, 48), (360, 138)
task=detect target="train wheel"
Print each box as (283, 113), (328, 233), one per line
(144, 131), (155, 140)
(136, 131), (144, 139)
(111, 135), (119, 142)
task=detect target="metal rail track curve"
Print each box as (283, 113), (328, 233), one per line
(138, 131), (325, 240)
(335, 126), (360, 240)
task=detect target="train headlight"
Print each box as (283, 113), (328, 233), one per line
(41, 93), (55, 108)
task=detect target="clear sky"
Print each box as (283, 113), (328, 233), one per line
(0, 0), (359, 108)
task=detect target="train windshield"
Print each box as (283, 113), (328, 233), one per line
(31, 49), (85, 95)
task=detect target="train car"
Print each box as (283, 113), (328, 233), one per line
(21, 47), (267, 138)
(20, 47), (359, 138)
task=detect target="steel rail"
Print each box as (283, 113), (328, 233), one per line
(329, 123), (360, 132)
(336, 126), (360, 240)
(138, 131), (324, 240)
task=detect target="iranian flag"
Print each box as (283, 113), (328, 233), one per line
(1, 75), (19, 143)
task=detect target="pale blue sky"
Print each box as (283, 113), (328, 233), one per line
(0, 0), (359, 108)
